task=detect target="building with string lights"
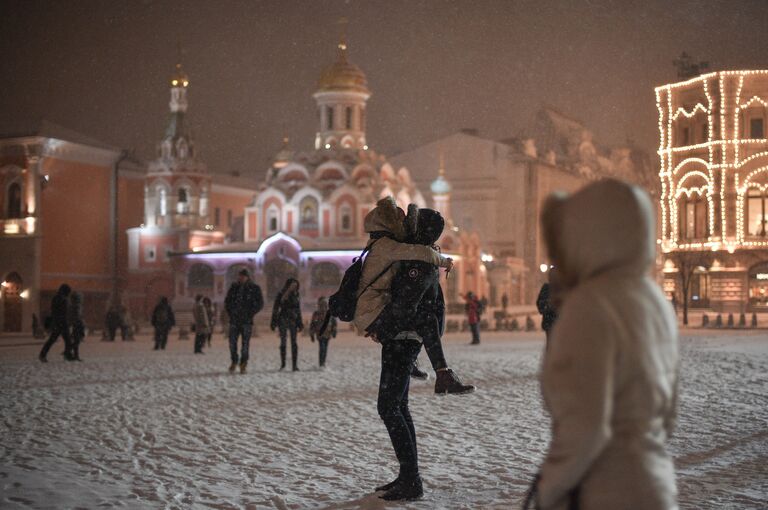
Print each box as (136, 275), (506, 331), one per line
(658, 70), (768, 312)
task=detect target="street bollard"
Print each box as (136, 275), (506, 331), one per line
(739, 313), (746, 328)
(752, 313), (758, 328)
(715, 314), (723, 327)
(727, 313), (734, 327)
(702, 314), (709, 327)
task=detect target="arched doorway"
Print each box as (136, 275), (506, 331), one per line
(264, 258), (298, 301)
(2, 272), (23, 332)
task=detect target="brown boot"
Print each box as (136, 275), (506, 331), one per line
(434, 368), (476, 395)
(239, 361), (247, 374)
(229, 363), (237, 373)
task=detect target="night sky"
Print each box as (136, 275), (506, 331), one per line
(1, 0), (767, 176)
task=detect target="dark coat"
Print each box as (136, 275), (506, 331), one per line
(271, 291), (303, 330)
(50, 292), (69, 325)
(224, 280), (264, 326)
(366, 260), (444, 341)
(536, 283), (558, 332)
(151, 303), (176, 331)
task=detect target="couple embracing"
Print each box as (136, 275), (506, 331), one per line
(352, 197), (475, 501)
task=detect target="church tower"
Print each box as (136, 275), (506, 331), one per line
(313, 20), (371, 151)
(431, 151), (452, 222)
(143, 59), (210, 230)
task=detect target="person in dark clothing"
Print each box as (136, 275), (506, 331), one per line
(203, 297), (215, 347)
(67, 291), (85, 361)
(536, 268), (560, 349)
(39, 284), (72, 362)
(224, 269), (264, 373)
(271, 278), (303, 371)
(365, 208), (474, 502)
(105, 304), (121, 341)
(151, 296), (175, 350)
(309, 296), (336, 368)
(192, 294), (209, 354)
(501, 293), (509, 314)
(465, 292), (481, 344)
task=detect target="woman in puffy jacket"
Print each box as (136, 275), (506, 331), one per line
(534, 179), (679, 510)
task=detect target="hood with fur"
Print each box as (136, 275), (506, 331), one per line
(363, 196), (406, 241)
(541, 178), (655, 289)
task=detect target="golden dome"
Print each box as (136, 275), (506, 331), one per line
(317, 44), (370, 95)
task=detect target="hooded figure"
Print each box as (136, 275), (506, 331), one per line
(353, 197), (451, 334)
(536, 179), (679, 510)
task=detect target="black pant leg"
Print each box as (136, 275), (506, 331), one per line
(419, 319), (447, 371)
(40, 325), (63, 358)
(377, 339), (422, 480)
(289, 325), (298, 367)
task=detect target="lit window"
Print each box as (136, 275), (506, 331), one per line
(299, 196), (319, 229)
(679, 194), (708, 239)
(177, 187), (190, 214)
(747, 189), (767, 237)
(340, 204), (352, 233)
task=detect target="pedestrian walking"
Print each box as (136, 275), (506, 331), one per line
(531, 179), (679, 509)
(105, 303), (121, 341)
(309, 296), (336, 368)
(39, 284), (72, 362)
(203, 296), (215, 347)
(465, 292), (481, 344)
(67, 291), (85, 361)
(151, 296), (175, 350)
(224, 269), (264, 373)
(192, 294), (209, 354)
(501, 292), (509, 314)
(271, 278), (303, 371)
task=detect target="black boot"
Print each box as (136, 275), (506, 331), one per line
(280, 347), (286, 370)
(375, 476), (400, 492)
(434, 368), (476, 395)
(380, 475), (423, 501)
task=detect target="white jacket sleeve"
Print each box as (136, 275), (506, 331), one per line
(538, 296), (616, 509)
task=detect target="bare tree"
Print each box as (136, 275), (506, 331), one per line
(666, 250), (715, 325)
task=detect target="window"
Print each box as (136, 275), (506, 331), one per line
(7, 182), (22, 218)
(747, 188), (767, 237)
(327, 106), (334, 130)
(311, 262), (342, 288)
(227, 209), (233, 227)
(157, 187), (168, 216)
(299, 196), (319, 229)
(177, 187), (190, 214)
(750, 117), (764, 139)
(144, 245), (156, 262)
(214, 207), (220, 226)
(681, 127), (690, 146)
(267, 206), (279, 232)
(339, 204), (352, 232)
(679, 194), (708, 239)
(345, 106), (353, 129)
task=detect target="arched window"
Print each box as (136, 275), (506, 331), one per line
(267, 205), (280, 233)
(199, 187), (209, 218)
(177, 187), (190, 214)
(327, 106), (334, 130)
(7, 182), (22, 218)
(311, 262), (341, 288)
(747, 188), (767, 237)
(188, 264), (214, 289)
(157, 187), (168, 216)
(299, 196), (318, 230)
(679, 193), (708, 240)
(345, 106), (353, 129)
(340, 204), (352, 233)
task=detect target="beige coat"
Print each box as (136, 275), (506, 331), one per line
(538, 179), (679, 510)
(192, 299), (211, 336)
(352, 197), (448, 334)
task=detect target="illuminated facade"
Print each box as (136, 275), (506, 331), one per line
(658, 70), (768, 311)
(173, 36), (486, 310)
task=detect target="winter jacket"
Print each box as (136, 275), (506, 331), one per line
(537, 179), (679, 510)
(465, 296), (480, 325)
(67, 292), (84, 326)
(536, 283), (558, 332)
(192, 300), (211, 336)
(353, 197), (450, 334)
(50, 292), (69, 326)
(151, 302), (176, 331)
(310, 310), (336, 340)
(271, 291), (303, 330)
(224, 280), (264, 326)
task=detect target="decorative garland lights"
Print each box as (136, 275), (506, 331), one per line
(656, 70), (768, 252)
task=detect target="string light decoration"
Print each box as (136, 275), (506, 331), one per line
(655, 70), (768, 253)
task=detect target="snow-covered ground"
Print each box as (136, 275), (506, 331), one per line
(1, 329), (766, 509)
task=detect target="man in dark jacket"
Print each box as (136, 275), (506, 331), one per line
(536, 268), (559, 349)
(365, 208), (474, 502)
(224, 269), (264, 373)
(151, 296), (176, 350)
(39, 284), (72, 362)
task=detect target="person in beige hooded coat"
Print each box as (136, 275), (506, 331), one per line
(353, 196), (452, 335)
(535, 179), (679, 510)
